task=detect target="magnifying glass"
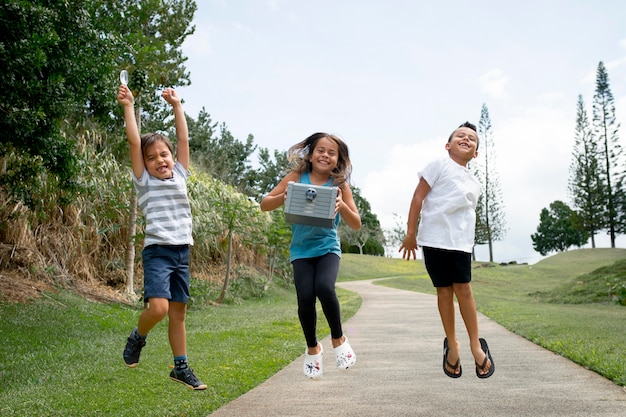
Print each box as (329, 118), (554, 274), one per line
(119, 70), (129, 85)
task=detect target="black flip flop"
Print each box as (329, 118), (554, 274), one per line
(475, 337), (495, 378)
(443, 337), (462, 378)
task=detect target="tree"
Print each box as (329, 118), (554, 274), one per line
(340, 187), (384, 255)
(568, 95), (604, 248)
(186, 110), (257, 195)
(253, 148), (289, 202)
(262, 209), (291, 290)
(0, 1), (109, 210)
(474, 104), (507, 262)
(531, 200), (589, 256)
(384, 213), (407, 257)
(472, 193), (490, 261)
(592, 61), (622, 247)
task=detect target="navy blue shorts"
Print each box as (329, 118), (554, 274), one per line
(142, 244), (190, 303)
(422, 246), (472, 287)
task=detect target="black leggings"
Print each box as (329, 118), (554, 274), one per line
(291, 253), (343, 348)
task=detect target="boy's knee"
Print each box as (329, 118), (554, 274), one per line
(453, 283), (473, 298)
(146, 299), (169, 319)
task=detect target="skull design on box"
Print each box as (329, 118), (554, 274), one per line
(306, 188), (317, 202)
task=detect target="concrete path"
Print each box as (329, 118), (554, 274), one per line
(209, 279), (626, 417)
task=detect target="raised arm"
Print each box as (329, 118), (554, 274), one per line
(162, 88), (189, 170)
(117, 85), (144, 179)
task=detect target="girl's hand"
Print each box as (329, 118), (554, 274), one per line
(162, 88), (180, 105)
(334, 187), (344, 216)
(117, 85), (134, 106)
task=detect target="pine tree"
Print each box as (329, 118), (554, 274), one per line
(475, 104), (507, 262)
(568, 95), (603, 247)
(592, 61), (622, 247)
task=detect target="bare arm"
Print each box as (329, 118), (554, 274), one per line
(336, 184), (361, 230)
(399, 177), (430, 260)
(162, 88), (189, 170)
(117, 85), (144, 179)
(260, 172), (299, 211)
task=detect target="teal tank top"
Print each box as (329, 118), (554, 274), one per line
(289, 172), (341, 262)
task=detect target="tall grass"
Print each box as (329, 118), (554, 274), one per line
(0, 132), (282, 298)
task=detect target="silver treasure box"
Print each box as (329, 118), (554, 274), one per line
(284, 181), (338, 228)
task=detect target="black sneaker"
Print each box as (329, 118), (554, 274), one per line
(169, 367), (207, 390)
(123, 332), (146, 367)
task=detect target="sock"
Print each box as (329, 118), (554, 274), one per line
(132, 328), (146, 341)
(174, 356), (188, 370)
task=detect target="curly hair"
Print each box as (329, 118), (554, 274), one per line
(287, 132), (352, 187)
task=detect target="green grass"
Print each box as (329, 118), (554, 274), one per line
(0, 283), (360, 417)
(1, 248), (625, 416)
(374, 248), (626, 386)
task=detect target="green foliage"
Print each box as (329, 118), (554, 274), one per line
(264, 208), (293, 282)
(253, 147), (290, 201)
(187, 169), (270, 269)
(531, 200), (589, 256)
(591, 61), (622, 245)
(0, 1), (97, 210)
(0, 0), (196, 214)
(340, 186), (385, 255)
(568, 95), (604, 246)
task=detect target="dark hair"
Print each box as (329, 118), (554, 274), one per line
(287, 132), (352, 187)
(458, 121), (477, 132)
(448, 121), (479, 150)
(140, 133), (174, 157)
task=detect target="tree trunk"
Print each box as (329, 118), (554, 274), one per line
(217, 230), (233, 304)
(125, 192), (137, 295)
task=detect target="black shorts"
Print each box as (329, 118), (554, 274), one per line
(422, 246), (471, 287)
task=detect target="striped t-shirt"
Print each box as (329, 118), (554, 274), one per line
(133, 161), (193, 248)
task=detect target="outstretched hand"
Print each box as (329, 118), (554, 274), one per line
(161, 88), (181, 105)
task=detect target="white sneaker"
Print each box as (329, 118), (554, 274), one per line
(334, 336), (356, 369)
(303, 343), (323, 379)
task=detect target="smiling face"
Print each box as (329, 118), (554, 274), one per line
(308, 136), (339, 176)
(143, 140), (175, 179)
(445, 127), (479, 166)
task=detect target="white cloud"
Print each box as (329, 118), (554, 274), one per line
(182, 26), (213, 58)
(479, 69), (511, 100)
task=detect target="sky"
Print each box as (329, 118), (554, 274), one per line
(177, 0), (626, 264)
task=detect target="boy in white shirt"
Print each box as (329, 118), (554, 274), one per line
(399, 122), (494, 379)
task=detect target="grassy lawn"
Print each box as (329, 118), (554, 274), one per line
(0, 282), (360, 417)
(1, 248), (624, 416)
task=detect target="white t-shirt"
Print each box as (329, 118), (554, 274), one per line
(417, 157), (480, 253)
